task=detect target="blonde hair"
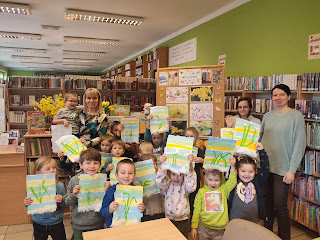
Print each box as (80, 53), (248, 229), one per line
(83, 88), (103, 114)
(100, 134), (115, 144)
(185, 127), (199, 139)
(111, 140), (125, 149)
(33, 157), (58, 178)
(64, 91), (77, 101)
(139, 141), (153, 155)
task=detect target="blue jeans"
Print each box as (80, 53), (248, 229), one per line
(33, 221), (66, 240)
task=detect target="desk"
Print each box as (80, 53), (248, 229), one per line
(0, 145), (28, 225)
(83, 218), (186, 240)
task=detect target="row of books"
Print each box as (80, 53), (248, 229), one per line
(148, 59), (159, 72)
(295, 100), (320, 119)
(64, 75), (102, 80)
(9, 111), (26, 123)
(224, 96), (241, 111)
(8, 76), (63, 89)
(225, 77), (244, 91)
(65, 79), (114, 90)
(224, 96), (276, 113)
(26, 137), (54, 157)
(306, 122), (320, 148)
(10, 94), (61, 107)
(291, 173), (320, 203)
(136, 56), (144, 66)
(300, 151), (320, 175)
(147, 48), (161, 62)
(301, 72), (320, 91)
(115, 95), (156, 106)
(116, 77), (156, 91)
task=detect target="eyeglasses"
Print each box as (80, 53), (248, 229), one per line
(67, 100), (78, 103)
(238, 106), (249, 109)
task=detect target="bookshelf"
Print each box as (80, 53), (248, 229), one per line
(147, 46), (168, 79)
(117, 65), (125, 77)
(124, 60), (136, 77)
(135, 54), (148, 78)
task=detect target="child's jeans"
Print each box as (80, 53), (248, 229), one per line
(198, 222), (224, 240)
(33, 221), (66, 240)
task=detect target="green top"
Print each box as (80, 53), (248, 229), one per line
(260, 109), (306, 176)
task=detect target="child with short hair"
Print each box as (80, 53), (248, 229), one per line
(156, 155), (197, 238)
(52, 91), (80, 136)
(64, 148), (105, 240)
(144, 115), (172, 154)
(139, 141), (158, 170)
(110, 140), (126, 158)
(99, 135), (115, 175)
(229, 142), (269, 223)
(24, 157), (66, 240)
(100, 159), (145, 227)
(191, 157), (237, 240)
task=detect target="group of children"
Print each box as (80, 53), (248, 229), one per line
(24, 91), (270, 240)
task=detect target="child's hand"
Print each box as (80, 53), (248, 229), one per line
(191, 228), (197, 240)
(147, 114), (154, 121)
(125, 144), (131, 150)
(225, 115), (234, 128)
(109, 201), (119, 214)
(188, 154), (195, 162)
(55, 194), (63, 203)
(73, 185), (81, 197)
(229, 156), (236, 172)
(80, 138), (89, 147)
(57, 151), (65, 161)
(195, 157), (204, 163)
(106, 164), (114, 172)
(63, 119), (69, 127)
(24, 197), (33, 206)
(159, 155), (167, 163)
(255, 142), (264, 150)
(138, 203), (145, 213)
(166, 116), (172, 122)
(104, 181), (111, 190)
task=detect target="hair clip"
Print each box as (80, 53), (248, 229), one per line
(253, 158), (257, 164)
(237, 156), (242, 161)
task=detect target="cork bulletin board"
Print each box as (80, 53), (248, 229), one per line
(156, 65), (225, 138)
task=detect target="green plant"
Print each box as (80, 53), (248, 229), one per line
(83, 189), (99, 205)
(239, 123), (257, 147)
(30, 179), (50, 203)
(61, 138), (84, 156)
(209, 152), (232, 167)
(138, 180), (151, 188)
(122, 192), (137, 220)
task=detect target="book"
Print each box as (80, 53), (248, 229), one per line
(27, 111), (46, 134)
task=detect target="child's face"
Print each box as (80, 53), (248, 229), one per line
(205, 174), (222, 191)
(111, 144), (125, 157)
(64, 96), (78, 110)
(116, 163), (135, 185)
(238, 163), (256, 183)
(101, 140), (112, 153)
(185, 130), (197, 146)
(171, 172), (184, 186)
(151, 133), (163, 146)
(80, 159), (100, 176)
(111, 125), (120, 137)
(38, 161), (57, 175)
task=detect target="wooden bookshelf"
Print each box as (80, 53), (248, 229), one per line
(124, 60), (136, 77)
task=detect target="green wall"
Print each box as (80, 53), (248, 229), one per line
(0, 64), (8, 80)
(105, 0), (320, 77)
(7, 70), (100, 77)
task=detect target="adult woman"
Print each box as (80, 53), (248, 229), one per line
(225, 97), (261, 128)
(79, 88), (108, 149)
(259, 84), (306, 240)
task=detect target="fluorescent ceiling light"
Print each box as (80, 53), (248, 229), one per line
(65, 9), (143, 26)
(27, 67), (54, 70)
(21, 62), (52, 66)
(47, 43), (62, 47)
(41, 25), (60, 30)
(63, 50), (107, 57)
(0, 2), (31, 15)
(12, 55), (51, 61)
(0, 46), (47, 54)
(0, 31), (41, 40)
(63, 58), (97, 63)
(64, 36), (118, 45)
(63, 64), (92, 68)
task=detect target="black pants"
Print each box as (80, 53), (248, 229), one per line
(33, 221), (66, 240)
(171, 219), (190, 238)
(262, 173), (290, 240)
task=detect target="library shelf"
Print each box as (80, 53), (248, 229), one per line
(26, 155), (58, 159)
(305, 118), (320, 122)
(224, 90), (243, 94)
(290, 191), (320, 205)
(9, 106), (36, 109)
(251, 113), (265, 116)
(301, 91), (320, 94)
(117, 90), (156, 93)
(289, 214), (318, 233)
(306, 145), (320, 151)
(9, 88), (63, 91)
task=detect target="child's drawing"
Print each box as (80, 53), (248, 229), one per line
(172, 121), (188, 136)
(179, 69), (202, 85)
(190, 103), (213, 121)
(121, 117), (139, 143)
(220, 128), (235, 140)
(26, 173), (56, 214)
(111, 185), (143, 227)
(78, 174), (106, 212)
(205, 191), (224, 212)
(167, 104), (188, 120)
(56, 135), (86, 163)
(168, 71), (179, 85)
(212, 69), (223, 84)
(150, 106), (169, 134)
(190, 121), (213, 137)
(159, 72), (168, 86)
(190, 86), (213, 102)
(166, 87), (188, 103)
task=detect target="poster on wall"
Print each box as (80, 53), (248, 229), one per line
(159, 72), (169, 86)
(190, 103), (213, 121)
(179, 69), (202, 85)
(166, 87), (188, 103)
(169, 38), (197, 66)
(308, 33), (320, 60)
(218, 54), (226, 65)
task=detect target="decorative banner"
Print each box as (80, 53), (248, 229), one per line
(168, 71), (179, 85)
(133, 159), (160, 197)
(26, 173), (56, 214)
(110, 157), (129, 185)
(190, 103), (213, 121)
(220, 128), (235, 140)
(166, 87), (188, 103)
(190, 121), (213, 137)
(179, 68), (202, 85)
(172, 121), (188, 136)
(51, 125), (72, 153)
(233, 118), (261, 158)
(190, 86), (213, 102)
(162, 135), (194, 174)
(78, 174), (106, 212)
(111, 185), (143, 228)
(121, 117), (139, 143)
(150, 106), (169, 134)
(167, 104), (188, 120)
(56, 135), (86, 163)
(159, 72), (168, 86)
(204, 138), (237, 173)
(110, 105), (130, 116)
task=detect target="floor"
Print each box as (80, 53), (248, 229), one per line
(0, 219), (318, 240)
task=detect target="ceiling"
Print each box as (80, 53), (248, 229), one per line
(0, 0), (239, 73)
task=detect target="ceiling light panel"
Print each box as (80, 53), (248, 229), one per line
(65, 9), (143, 26)
(0, 47), (47, 54)
(63, 50), (107, 57)
(12, 55), (51, 61)
(63, 58), (97, 63)
(0, 2), (31, 15)
(0, 31), (41, 40)
(63, 64), (92, 68)
(64, 36), (118, 45)
(21, 62), (52, 66)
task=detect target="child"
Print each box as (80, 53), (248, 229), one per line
(64, 148), (105, 240)
(156, 155), (197, 238)
(191, 157), (237, 240)
(229, 142), (269, 223)
(110, 121), (134, 159)
(52, 91), (80, 136)
(100, 159), (145, 227)
(100, 134), (115, 175)
(24, 157), (66, 240)
(185, 127), (204, 217)
(139, 141), (158, 170)
(144, 114), (172, 154)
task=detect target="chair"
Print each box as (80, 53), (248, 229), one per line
(222, 219), (281, 240)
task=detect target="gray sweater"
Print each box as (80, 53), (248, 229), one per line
(260, 109), (306, 176)
(64, 175), (105, 231)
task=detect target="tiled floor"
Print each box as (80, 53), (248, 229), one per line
(0, 219), (318, 240)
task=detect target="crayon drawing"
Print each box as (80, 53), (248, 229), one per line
(179, 69), (202, 85)
(168, 71), (179, 85)
(166, 87), (188, 103)
(190, 121), (213, 137)
(190, 103), (213, 121)
(190, 87), (213, 102)
(220, 128), (235, 140)
(26, 173), (56, 214)
(78, 174), (106, 212)
(134, 159), (160, 197)
(167, 104), (188, 120)
(162, 135), (194, 174)
(110, 157), (129, 185)
(150, 106), (169, 134)
(111, 185), (143, 227)
(121, 117), (139, 143)
(172, 121), (188, 136)
(159, 72), (168, 86)
(56, 135), (86, 163)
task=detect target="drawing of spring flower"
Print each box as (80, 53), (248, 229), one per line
(30, 179), (50, 203)
(122, 193), (137, 220)
(210, 152), (231, 167)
